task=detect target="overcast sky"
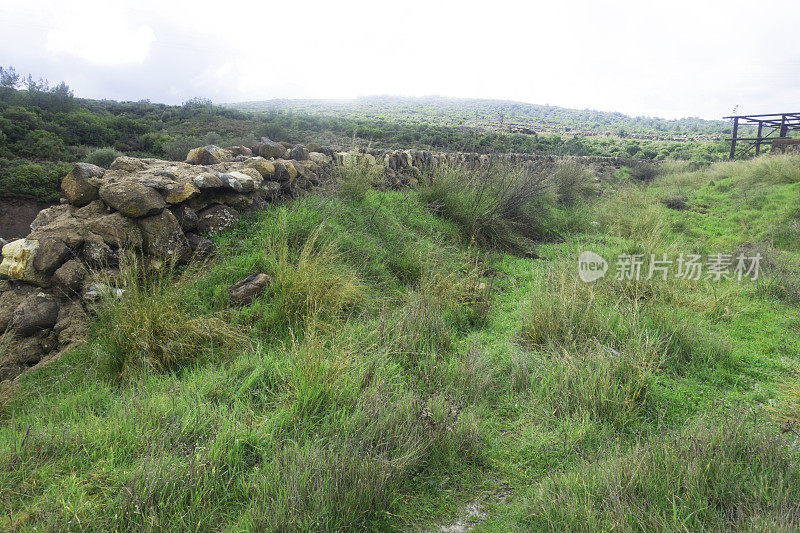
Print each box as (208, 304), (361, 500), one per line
(2, 0), (798, 120)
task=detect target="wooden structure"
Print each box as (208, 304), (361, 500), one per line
(724, 112), (800, 159)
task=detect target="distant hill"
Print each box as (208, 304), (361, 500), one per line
(228, 95), (731, 140)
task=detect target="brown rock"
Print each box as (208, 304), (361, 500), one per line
(186, 232), (214, 258)
(86, 213), (143, 248)
(11, 292), (60, 336)
(171, 204), (198, 232)
(136, 210), (192, 263)
(197, 205), (239, 235)
(32, 237), (71, 275)
(109, 156), (147, 172)
(61, 163), (103, 207)
(228, 273), (271, 306)
(185, 145), (232, 165)
(52, 260), (86, 297)
(99, 180), (166, 218)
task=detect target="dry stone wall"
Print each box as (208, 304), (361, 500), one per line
(0, 140), (628, 382)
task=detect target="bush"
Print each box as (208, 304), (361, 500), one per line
(547, 159), (599, 204)
(0, 158), (71, 201)
(629, 160), (660, 181)
(335, 156), (383, 202)
(83, 146), (123, 168)
(420, 162), (551, 251)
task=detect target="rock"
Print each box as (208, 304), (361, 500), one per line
(185, 145), (232, 165)
(290, 145), (310, 161)
(30, 205), (73, 232)
(18, 336), (44, 366)
(306, 142), (323, 153)
(32, 237), (71, 275)
(81, 237), (118, 267)
(109, 156), (147, 172)
(276, 160), (298, 182)
(227, 145), (253, 157)
(171, 204), (198, 232)
(193, 172), (224, 189)
(217, 172), (244, 192)
(39, 330), (59, 355)
(136, 210), (192, 263)
(219, 170), (261, 193)
(83, 283), (125, 301)
(11, 292), (60, 336)
(256, 140), (287, 159)
(164, 182), (200, 204)
(262, 180), (281, 200)
(228, 273), (271, 306)
(309, 152), (332, 166)
(85, 213), (143, 248)
(0, 239), (49, 286)
(186, 232), (214, 258)
(0, 284), (35, 331)
(61, 163), (104, 207)
(246, 157), (276, 179)
(215, 192), (254, 212)
(52, 260), (85, 297)
(197, 205), (239, 235)
(54, 301), (89, 345)
(99, 180), (166, 218)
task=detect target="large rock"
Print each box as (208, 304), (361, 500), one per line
(0, 239), (49, 286)
(81, 237), (119, 267)
(309, 152), (332, 166)
(256, 140), (287, 159)
(53, 301), (89, 346)
(136, 210), (192, 262)
(228, 273), (271, 306)
(11, 292), (60, 336)
(99, 180), (166, 218)
(197, 205), (239, 235)
(85, 213), (143, 248)
(61, 163), (104, 207)
(51, 259), (85, 297)
(32, 237), (70, 275)
(110, 156), (147, 172)
(164, 182), (200, 204)
(0, 283), (35, 331)
(185, 145), (232, 165)
(186, 232), (214, 258)
(171, 204), (198, 232)
(306, 142), (323, 153)
(290, 145), (310, 161)
(193, 172), (224, 189)
(227, 145), (253, 157)
(220, 170), (262, 193)
(246, 157), (276, 179)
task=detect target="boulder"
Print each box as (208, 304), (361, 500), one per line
(18, 336), (44, 366)
(246, 157), (276, 179)
(85, 213), (143, 248)
(221, 170), (262, 193)
(306, 142), (323, 153)
(110, 156), (147, 172)
(81, 237), (118, 267)
(186, 232), (214, 258)
(197, 205), (239, 235)
(0, 239), (49, 286)
(309, 152), (332, 166)
(0, 284), (35, 332)
(164, 182), (200, 204)
(51, 259), (85, 297)
(185, 145), (232, 165)
(228, 273), (271, 306)
(171, 204), (198, 232)
(217, 172), (244, 193)
(61, 163), (104, 207)
(11, 292), (60, 336)
(255, 140), (287, 159)
(32, 237), (71, 275)
(227, 145), (253, 157)
(136, 210), (192, 263)
(99, 180), (166, 218)
(193, 172), (224, 189)
(290, 145), (310, 161)
(54, 301), (89, 346)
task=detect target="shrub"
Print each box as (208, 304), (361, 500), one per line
(335, 156), (383, 202)
(83, 146), (123, 168)
(0, 159), (71, 201)
(629, 160), (660, 181)
(420, 162), (551, 250)
(547, 159), (599, 205)
(660, 194), (688, 210)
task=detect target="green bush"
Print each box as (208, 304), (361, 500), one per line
(0, 158), (71, 201)
(83, 146), (123, 168)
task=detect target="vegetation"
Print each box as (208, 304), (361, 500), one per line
(2, 154), (800, 530)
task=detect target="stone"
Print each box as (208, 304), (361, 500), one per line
(99, 180), (166, 218)
(193, 172), (224, 189)
(186, 232), (214, 258)
(61, 163), (103, 207)
(32, 237), (71, 275)
(54, 301), (89, 346)
(276, 160), (298, 182)
(256, 140), (287, 159)
(220, 170), (261, 193)
(136, 210), (192, 263)
(306, 142), (323, 153)
(185, 145), (232, 165)
(217, 172), (244, 192)
(11, 292), (60, 336)
(227, 145), (253, 157)
(197, 205), (239, 235)
(228, 273), (271, 306)
(52, 259), (85, 297)
(85, 213), (143, 248)
(0, 284), (35, 332)
(83, 283), (125, 301)
(290, 145), (309, 161)
(164, 182), (200, 204)
(0, 239), (49, 286)
(262, 180), (281, 200)
(309, 152), (332, 166)
(171, 204), (198, 232)
(81, 237), (119, 267)
(246, 157), (276, 179)
(109, 156), (147, 172)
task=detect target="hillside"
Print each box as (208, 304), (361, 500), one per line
(1, 153), (799, 530)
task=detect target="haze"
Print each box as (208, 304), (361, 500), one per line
(2, 0), (799, 120)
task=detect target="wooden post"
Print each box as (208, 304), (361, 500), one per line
(729, 117), (739, 160)
(755, 122), (763, 156)
(780, 114), (788, 137)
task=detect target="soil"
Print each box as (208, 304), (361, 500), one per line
(0, 195), (56, 241)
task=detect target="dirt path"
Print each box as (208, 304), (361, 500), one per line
(0, 195), (55, 241)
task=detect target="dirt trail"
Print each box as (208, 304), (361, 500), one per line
(0, 195), (55, 241)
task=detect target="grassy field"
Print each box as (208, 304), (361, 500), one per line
(1, 155), (799, 531)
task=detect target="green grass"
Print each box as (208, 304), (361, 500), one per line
(2, 156), (800, 531)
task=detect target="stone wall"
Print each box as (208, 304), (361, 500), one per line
(0, 140), (629, 382)
(770, 138), (800, 155)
